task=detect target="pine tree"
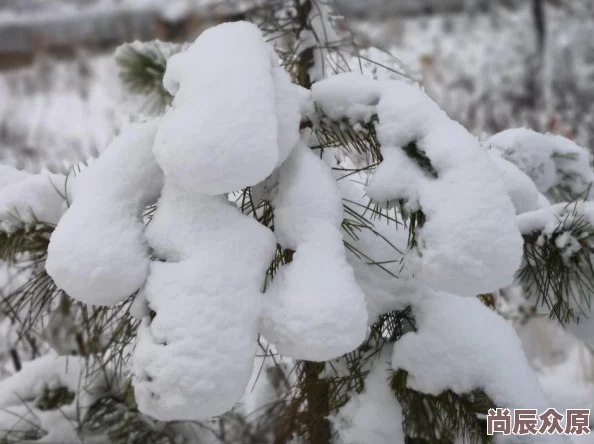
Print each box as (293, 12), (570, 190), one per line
(0, 2), (591, 444)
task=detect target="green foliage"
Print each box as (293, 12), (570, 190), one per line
(519, 202), (594, 324)
(84, 394), (188, 444)
(547, 152), (592, 204)
(390, 370), (494, 444)
(311, 108), (383, 165)
(36, 386), (75, 411)
(0, 219), (53, 264)
(115, 41), (186, 116)
(324, 310), (411, 412)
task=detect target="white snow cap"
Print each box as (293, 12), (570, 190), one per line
(46, 119), (164, 306)
(392, 290), (553, 410)
(261, 142), (369, 361)
(516, 201), (594, 238)
(154, 21), (302, 195)
(486, 128), (594, 201)
(312, 73), (523, 297)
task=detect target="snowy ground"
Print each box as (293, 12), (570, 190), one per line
(0, 53), (130, 174)
(351, 3), (594, 148)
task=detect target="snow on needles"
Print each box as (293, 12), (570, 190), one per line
(45, 21), (364, 421)
(330, 345), (404, 444)
(311, 73), (523, 297)
(392, 289), (572, 444)
(0, 353), (116, 443)
(156, 22), (280, 195)
(34, 19), (558, 427)
(488, 151), (541, 215)
(260, 141), (368, 361)
(486, 128), (594, 202)
(47, 119), (163, 306)
(0, 164), (68, 227)
(392, 291), (553, 411)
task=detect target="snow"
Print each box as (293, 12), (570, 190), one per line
(46, 118), (163, 306)
(312, 72), (523, 297)
(488, 151), (540, 215)
(330, 345), (404, 444)
(516, 201), (594, 238)
(327, 152), (413, 323)
(567, 317), (594, 353)
(12, 12), (588, 440)
(534, 337), (594, 422)
(241, 348), (294, 411)
(43, 19), (312, 422)
(128, 21), (309, 421)
(270, 55), (309, 167)
(155, 21), (290, 195)
(391, 290), (557, 416)
(511, 315), (594, 442)
(260, 142), (369, 361)
(0, 353), (115, 442)
(133, 186), (277, 421)
(0, 164), (28, 187)
(486, 128), (594, 202)
(515, 202), (594, 345)
(0, 165), (68, 226)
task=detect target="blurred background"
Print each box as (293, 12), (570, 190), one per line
(0, 0), (593, 173)
(1, 0), (594, 418)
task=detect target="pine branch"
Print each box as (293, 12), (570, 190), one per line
(84, 392), (188, 444)
(312, 107), (383, 165)
(402, 141), (438, 179)
(0, 218), (53, 264)
(0, 215), (140, 381)
(114, 41), (187, 116)
(390, 370), (494, 444)
(519, 205), (594, 324)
